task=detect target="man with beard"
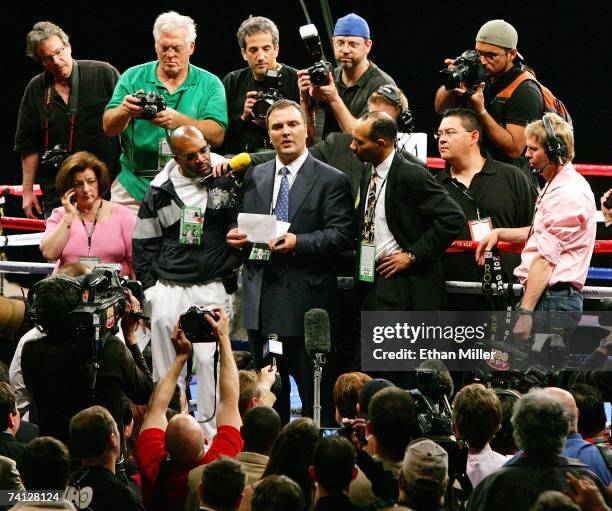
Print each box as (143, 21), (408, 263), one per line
(133, 126), (241, 438)
(297, 13), (395, 138)
(104, 11), (227, 212)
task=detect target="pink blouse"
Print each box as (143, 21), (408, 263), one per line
(44, 202), (136, 276)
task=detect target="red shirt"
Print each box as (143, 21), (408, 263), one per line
(136, 425), (243, 511)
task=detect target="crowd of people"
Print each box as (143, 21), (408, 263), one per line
(1, 7), (610, 511)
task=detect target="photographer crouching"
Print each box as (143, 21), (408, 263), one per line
(21, 270), (153, 476)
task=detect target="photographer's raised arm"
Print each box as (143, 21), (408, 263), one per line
(206, 308), (241, 430)
(140, 324), (192, 432)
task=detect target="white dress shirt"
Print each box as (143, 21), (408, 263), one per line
(271, 150), (309, 214)
(370, 150), (402, 261)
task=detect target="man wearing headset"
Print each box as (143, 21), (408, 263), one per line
(476, 114), (596, 341)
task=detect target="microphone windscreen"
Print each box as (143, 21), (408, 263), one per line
(299, 24), (319, 40)
(304, 308), (331, 356)
(228, 152), (252, 171)
(417, 359), (454, 398)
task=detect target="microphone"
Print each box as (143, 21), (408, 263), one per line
(263, 333), (283, 367)
(531, 162), (553, 175)
(304, 308), (331, 357)
(417, 360), (454, 401)
(227, 152), (252, 173)
(201, 152), (252, 182)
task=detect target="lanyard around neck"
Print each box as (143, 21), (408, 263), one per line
(77, 200), (103, 256)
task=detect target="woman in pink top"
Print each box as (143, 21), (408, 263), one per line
(40, 151), (136, 276)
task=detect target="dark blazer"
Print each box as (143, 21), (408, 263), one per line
(241, 154), (355, 336)
(250, 132), (428, 201)
(358, 152), (464, 309)
(0, 432), (25, 472)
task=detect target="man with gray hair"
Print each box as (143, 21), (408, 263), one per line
(104, 11), (227, 212)
(222, 16), (300, 154)
(15, 21), (120, 218)
(466, 389), (610, 511)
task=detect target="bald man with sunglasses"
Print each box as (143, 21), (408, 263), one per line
(133, 126), (241, 439)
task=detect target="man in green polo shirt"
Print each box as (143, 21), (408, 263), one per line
(103, 11), (228, 210)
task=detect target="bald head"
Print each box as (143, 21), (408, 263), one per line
(544, 387), (578, 431)
(171, 126), (205, 152)
(165, 414), (205, 464)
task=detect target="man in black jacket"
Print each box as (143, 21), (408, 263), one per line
(222, 16), (299, 155)
(351, 112), (464, 311)
(21, 275), (153, 473)
(0, 383), (25, 472)
(133, 126), (241, 437)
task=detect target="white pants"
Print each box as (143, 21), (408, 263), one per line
(147, 279), (233, 439)
(110, 178), (141, 216)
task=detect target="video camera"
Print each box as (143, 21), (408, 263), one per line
(252, 69), (283, 121)
(133, 91), (166, 119)
(299, 24), (334, 86)
(70, 264), (143, 343)
(439, 50), (486, 92)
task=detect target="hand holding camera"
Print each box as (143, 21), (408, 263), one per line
(179, 305), (228, 344)
(171, 323), (193, 359)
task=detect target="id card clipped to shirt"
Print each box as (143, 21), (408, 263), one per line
(180, 206), (203, 245)
(468, 217), (493, 242)
(358, 242), (376, 282)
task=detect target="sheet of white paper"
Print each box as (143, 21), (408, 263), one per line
(275, 221), (291, 238)
(238, 213), (278, 243)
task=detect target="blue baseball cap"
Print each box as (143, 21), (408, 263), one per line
(334, 13), (370, 39)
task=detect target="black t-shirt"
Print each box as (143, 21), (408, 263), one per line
(325, 61), (395, 136)
(436, 155), (537, 305)
(222, 65), (300, 154)
(66, 466), (143, 511)
(483, 64), (544, 172)
(14, 60), (121, 182)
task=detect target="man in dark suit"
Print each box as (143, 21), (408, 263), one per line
(351, 111), (464, 311)
(246, 85), (427, 201)
(227, 100), (355, 422)
(0, 383), (25, 472)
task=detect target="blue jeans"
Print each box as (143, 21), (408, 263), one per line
(523, 286), (583, 339)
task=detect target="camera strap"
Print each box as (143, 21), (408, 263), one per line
(187, 342), (219, 425)
(310, 99), (326, 144)
(42, 60), (80, 153)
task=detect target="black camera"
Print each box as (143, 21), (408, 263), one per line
(70, 264), (143, 343)
(252, 69), (283, 121)
(300, 24), (333, 87)
(133, 91), (166, 119)
(179, 305), (220, 343)
(39, 144), (70, 174)
(439, 50), (486, 91)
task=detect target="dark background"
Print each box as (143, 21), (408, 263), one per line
(5, 0), (610, 183)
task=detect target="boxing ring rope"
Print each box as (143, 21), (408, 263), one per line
(426, 158), (612, 177)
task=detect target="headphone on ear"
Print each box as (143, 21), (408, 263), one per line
(542, 114), (568, 165)
(28, 275), (83, 307)
(375, 85), (414, 133)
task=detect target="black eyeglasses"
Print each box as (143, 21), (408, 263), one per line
(178, 145), (210, 161)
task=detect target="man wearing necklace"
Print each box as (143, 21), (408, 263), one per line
(477, 113), (596, 342)
(222, 16), (299, 155)
(104, 11), (227, 213)
(15, 21), (120, 218)
(436, 108), (536, 310)
(133, 126), (241, 439)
